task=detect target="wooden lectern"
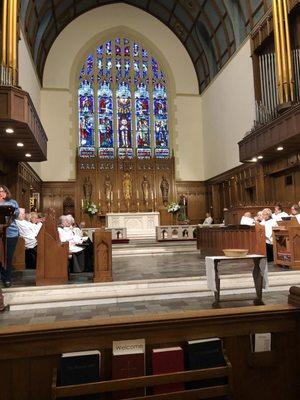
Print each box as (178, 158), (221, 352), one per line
(36, 210), (69, 286)
(93, 230), (112, 282)
(273, 218), (300, 269)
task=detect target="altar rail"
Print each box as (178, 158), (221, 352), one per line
(82, 227), (127, 241)
(156, 225), (197, 241)
(196, 224), (266, 255)
(0, 298), (299, 399)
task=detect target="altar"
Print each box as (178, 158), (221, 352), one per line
(106, 212), (160, 239)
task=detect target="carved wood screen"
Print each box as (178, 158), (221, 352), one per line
(76, 156), (175, 226)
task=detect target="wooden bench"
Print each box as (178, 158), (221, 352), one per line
(196, 224), (266, 256)
(36, 212), (69, 286)
(12, 236), (25, 270)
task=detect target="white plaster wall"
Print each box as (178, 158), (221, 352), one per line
(40, 89), (72, 181)
(40, 3), (202, 182)
(174, 95), (204, 180)
(18, 30), (42, 176)
(201, 39), (255, 179)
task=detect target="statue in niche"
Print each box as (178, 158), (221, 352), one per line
(83, 176), (92, 202)
(160, 175), (169, 206)
(141, 175), (150, 204)
(123, 172), (132, 210)
(104, 174), (113, 204)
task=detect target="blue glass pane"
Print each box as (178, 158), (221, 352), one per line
(78, 80), (95, 147)
(153, 83), (169, 155)
(98, 82), (113, 150)
(117, 82), (132, 149)
(135, 83), (150, 154)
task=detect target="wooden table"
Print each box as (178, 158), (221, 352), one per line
(205, 255), (268, 308)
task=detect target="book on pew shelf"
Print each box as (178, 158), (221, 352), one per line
(59, 350), (101, 400)
(152, 346), (185, 394)
(185, 338), (226, 390)
(112, 338), (146, 399)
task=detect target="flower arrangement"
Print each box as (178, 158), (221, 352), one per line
(83, 201), (98, 216)
(167, 202), (180, 214)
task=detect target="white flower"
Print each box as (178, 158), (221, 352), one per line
(84, 202), (98, 216)
(167, 202), (180, 213)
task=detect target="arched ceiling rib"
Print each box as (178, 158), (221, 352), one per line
(20, 0), (271, 93)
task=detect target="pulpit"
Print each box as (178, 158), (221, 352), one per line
(273, 219), (300, 269)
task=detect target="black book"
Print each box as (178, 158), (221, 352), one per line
(59, 350), (101, 400)
(185, 338), (227, 395)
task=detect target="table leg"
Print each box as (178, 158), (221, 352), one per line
(213, 260), (221, 308)
(253, 258), (264, 305)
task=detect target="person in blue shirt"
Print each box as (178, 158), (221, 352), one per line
(0, 185), (19, 287)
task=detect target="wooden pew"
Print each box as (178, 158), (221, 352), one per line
(93, 229), (112, 282)
(36, 212), (69, 286)
(273, 219), (300, 269)
(196, 224), (266, 255)
(0, 299), (299, 400)
(12, 236), (25, 270)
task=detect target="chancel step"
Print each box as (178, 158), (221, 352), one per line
(4, 270), (300, 311)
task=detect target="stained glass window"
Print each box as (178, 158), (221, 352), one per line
(78, 38), (170, 159)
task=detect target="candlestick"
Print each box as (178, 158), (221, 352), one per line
(136, 189), (139, 200)
(98, 189), (101, 201)
(151, 190), (154, 200)
(118, 189), (120, 200)
(81, 198), (84, 208)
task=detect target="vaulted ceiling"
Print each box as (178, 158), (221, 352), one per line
(20, 0), (271, 92)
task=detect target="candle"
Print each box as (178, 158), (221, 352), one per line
(151, 190), (154, 200)
(118, 189), (120, 200)
(98, 189), (101, 201)
(111, 191), (113, 201)
(81, 198), (84, 208)
(137, 189), (139, 200)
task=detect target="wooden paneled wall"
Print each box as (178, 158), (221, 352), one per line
(207, 152), (300, 222)
(0, 159), (42, 210)
(41, 181), (76, 218)
(175, 180), (207, 224)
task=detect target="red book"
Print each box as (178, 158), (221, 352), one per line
(152, 347), (185, 394)
(112, 339), (145, 399)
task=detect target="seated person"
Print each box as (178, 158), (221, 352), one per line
(16, 208), (42, 268)
(290, 204), (300, 224)
(260, 208), (277, 262)
(58, 215), (85, 273)
(66, 215), (93, 272)
(254, 211), (263, 223)
(203, 212), (213, 225)
(272, 203), (289, 222)
(240, 212), (255, 225)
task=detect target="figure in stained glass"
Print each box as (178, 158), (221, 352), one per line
(78, 38), (170, 159)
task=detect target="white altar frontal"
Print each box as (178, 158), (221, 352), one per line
(106, 212), (160, 239)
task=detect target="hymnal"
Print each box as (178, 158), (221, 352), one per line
(152, 346), (185, 394)
(112, 339), (145, 399)
(59, 350), (101, 400)
(186, 338), (226, 390)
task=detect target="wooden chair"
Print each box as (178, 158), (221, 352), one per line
(36, 211), (69, 286)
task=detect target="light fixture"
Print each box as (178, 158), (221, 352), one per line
(25, 153), (31, 158)
(257, 155), (263, 159)
(5, 128), (14, 134)
(251, 157), (258, 162)
(17, 142), (24, 147)
(277, 146), (284, 151)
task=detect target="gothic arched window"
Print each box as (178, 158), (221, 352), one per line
(78, 37), (170, 159)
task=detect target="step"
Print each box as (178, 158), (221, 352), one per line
(4, 270), (300, 311)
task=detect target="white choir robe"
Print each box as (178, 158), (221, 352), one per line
(16, 220), (39, 249)
(240, 216), (255, 225)
(260, 218), (278, 244)
(272, 211), (289, 222)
